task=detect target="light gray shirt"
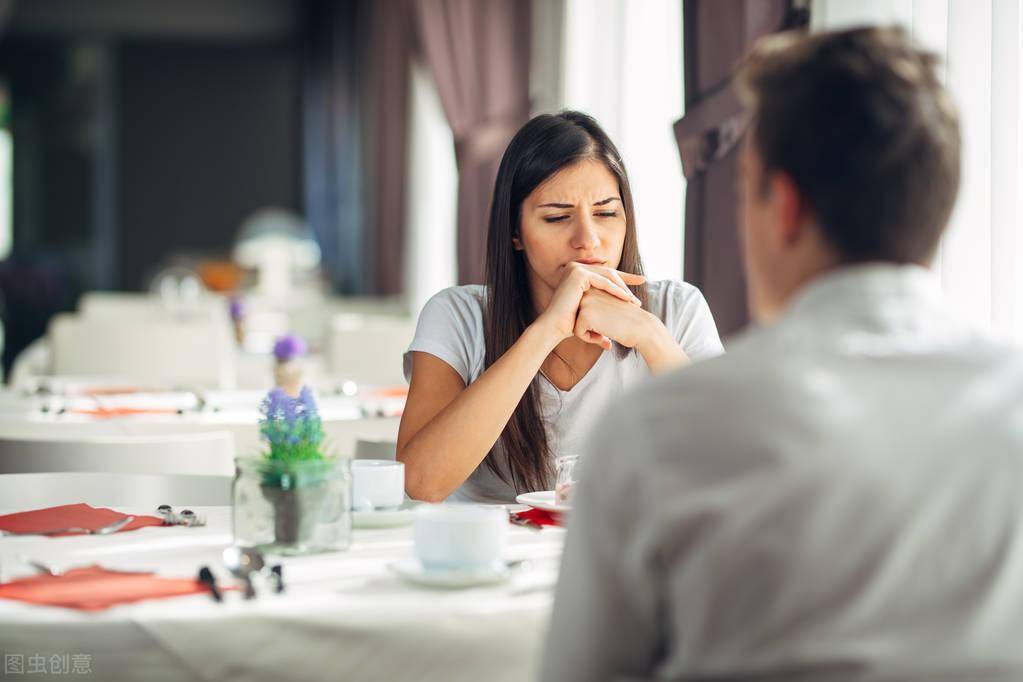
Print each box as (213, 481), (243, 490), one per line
(403, 280), (724, 503)
(543, 264), (1023, 682)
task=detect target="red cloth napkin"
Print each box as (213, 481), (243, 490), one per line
(513, 507), (563, 527)
(0, 503), (165, 537)
(0, 566), (209, 611)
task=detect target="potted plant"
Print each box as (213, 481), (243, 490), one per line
(233, 386), (351, 554)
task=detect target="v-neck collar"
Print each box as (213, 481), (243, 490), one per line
(539, 349), (608, 394)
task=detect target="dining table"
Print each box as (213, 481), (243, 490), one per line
(0, 386), (405, 458)
(0, 505), (565, 682)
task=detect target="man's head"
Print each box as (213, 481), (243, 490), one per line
(736, 26), (960, 322)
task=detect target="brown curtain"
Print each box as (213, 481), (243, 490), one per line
(412, 0), (532, 285)
(367, 0), (413, 294)
(674, 0), (802, 337)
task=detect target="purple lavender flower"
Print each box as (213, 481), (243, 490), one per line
(259, 385), (325, 460)
(273, 334), (307, 362)
(228, 295), (245, 321)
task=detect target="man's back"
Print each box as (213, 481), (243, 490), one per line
(543, 265), (1023, 681)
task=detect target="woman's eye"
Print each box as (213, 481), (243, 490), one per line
(595, 211), (618, 218)
(543, 215), (570, 223)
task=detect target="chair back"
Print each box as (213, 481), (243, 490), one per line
(325, 314), (415, 386)
(0, 431), (235, 476)
(0, 471), (232, 509)
(49, 313), (236, 388)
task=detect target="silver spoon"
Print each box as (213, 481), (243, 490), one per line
(222, 546), (265, 599)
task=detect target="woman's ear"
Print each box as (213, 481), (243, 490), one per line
(512, 235), (524, 251)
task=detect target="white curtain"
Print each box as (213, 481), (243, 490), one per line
(548, 0), (686, 282)
(404, 58), (458, 318)
(812, 0), (1023, 344)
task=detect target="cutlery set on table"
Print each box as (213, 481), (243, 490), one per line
(0, 502), (284, 610)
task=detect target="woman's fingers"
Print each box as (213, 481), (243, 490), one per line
(579, 328), (612, 350)
(574, 314), (613, 350)
(604, 270), (640, 305)
(616, 271), (646, 286)
(581, 271), (639, 305)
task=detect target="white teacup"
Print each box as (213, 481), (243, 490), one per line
(413, 504), (507, 573)
(351, 459), (405, 511)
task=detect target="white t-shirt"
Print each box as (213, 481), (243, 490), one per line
(403, 280), (724, 503)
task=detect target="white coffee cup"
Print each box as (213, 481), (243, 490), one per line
(351, 459), (405, 511)
(413, 504), (507, 573)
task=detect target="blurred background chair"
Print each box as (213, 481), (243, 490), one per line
(0, 471), (232, 509)
(0, 431), (235, 476)
(325, 314), (415, 386)
(78, 291), (227, 322)
(354, 436), (398, 460)
(48, 313), (236, 389)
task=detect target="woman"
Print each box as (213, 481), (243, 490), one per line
(397, 111), (723, 503)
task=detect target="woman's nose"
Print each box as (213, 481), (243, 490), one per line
(570, 216), (600, 250)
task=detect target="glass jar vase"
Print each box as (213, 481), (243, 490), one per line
(233, 456), (352, 555)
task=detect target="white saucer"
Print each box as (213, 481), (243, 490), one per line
(515, 490), (571, 514)
(388, 559), (512, 589)
(352, 502), (417, 529)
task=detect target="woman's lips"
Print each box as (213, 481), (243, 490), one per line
(573, 258), (606, 265)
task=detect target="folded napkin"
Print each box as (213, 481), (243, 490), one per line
(0, 566), (208, 611)
(77, 386), (148, 396)
(366, 386), (409, 399)
(69, 407), (180, 418)
(513, 508), (562, 527)
(0, 503), (165, 537)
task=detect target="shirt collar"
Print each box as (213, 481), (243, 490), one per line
(784, 262), (941, 322)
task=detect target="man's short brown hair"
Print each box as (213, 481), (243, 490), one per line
(737, 26), (960, 264)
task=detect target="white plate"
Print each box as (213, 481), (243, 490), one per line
(388, 559), (511, 589)
(515, 490), (571, 514)
(353, 502), (417, 529)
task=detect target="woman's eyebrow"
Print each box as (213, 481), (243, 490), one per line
(536, 196), (621, 209)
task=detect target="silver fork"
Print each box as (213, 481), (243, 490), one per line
(1, 516), (135, 537)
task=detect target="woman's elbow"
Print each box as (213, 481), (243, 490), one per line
(397, 450), (451, 503)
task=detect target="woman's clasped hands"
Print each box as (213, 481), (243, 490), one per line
(537, 262), (657, 351)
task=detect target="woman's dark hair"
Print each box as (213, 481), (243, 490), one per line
(483, 110), (646, 493)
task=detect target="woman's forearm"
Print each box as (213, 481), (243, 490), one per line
(400, 320), (563, 502)
(635, 312), (689, 376)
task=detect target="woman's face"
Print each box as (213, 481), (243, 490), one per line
(514, 158), (627, 304)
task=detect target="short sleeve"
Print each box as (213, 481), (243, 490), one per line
(403, 286), (486, 385)
(649, 281), (725, 363)
(676, 288), (725, 362)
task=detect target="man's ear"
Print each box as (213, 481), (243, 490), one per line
(512, 235), (524, 251)
(770, 171), (807, 247)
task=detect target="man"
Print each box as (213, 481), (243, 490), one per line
(542, 26), (1023, 682)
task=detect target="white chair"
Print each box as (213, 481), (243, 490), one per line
(78, 291), (227, 321)
(0, 431), (235, 476)
(354, 437), (398, 460)
(48, 312), (237, 389)
(325, 314), (415, 386)
(0, 472), (232, 509)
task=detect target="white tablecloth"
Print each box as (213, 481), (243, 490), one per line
(0, 507), (564, 682)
